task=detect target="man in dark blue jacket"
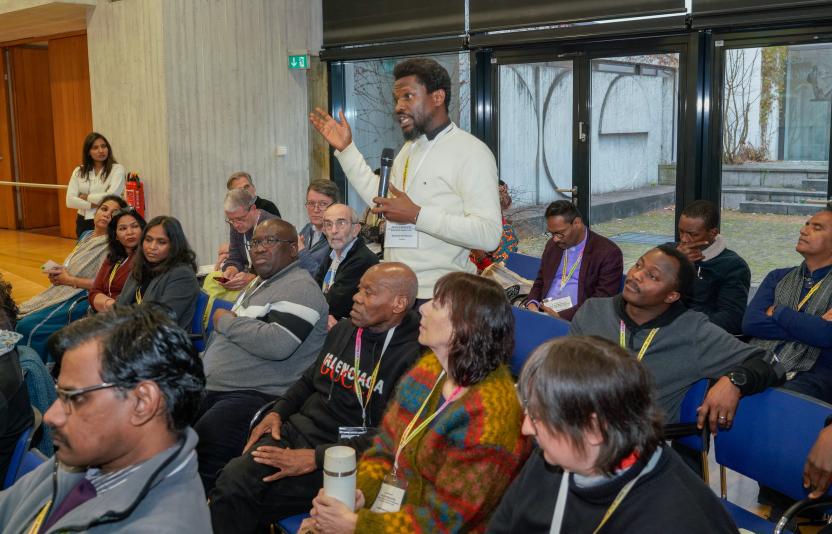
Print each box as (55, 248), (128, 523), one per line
(743, 208), (832, 403)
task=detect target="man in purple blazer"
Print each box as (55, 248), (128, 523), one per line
(524, 200), (623, 321)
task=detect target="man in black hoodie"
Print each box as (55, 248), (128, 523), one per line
(209, 262), (421, 533)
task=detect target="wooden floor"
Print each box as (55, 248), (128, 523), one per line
(0, 228), (77, 303)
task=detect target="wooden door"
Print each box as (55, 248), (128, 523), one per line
(49, 34), (92, 239)
(10, 46), (58, 229)
(0, 52), (16, 229)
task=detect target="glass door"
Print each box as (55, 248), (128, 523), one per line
(497, 59), (574, 256)
(716, 40), (832, 285)
(587, 53), (681, 267)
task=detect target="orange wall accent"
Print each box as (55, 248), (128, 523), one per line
(49, 34), (92, 239)
(10, 46), (58, 230)
(0, 52), (16, 229)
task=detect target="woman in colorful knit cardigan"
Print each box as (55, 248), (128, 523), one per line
(306, 273), (531, 533)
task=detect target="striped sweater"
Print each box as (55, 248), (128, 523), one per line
(356, 353), (530, 533)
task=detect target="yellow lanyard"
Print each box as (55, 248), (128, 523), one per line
(107, 261), (123, 295)
(560, 250), (583, 289)
(402, 157), (410, 191)
(591, 473), (642, 533)
(135, 287), (143, 304)
(619, 321), (659, 362)
(28, 500), (52, 534)
(393, 370), (462, 472)
(797, 282), (823, 311)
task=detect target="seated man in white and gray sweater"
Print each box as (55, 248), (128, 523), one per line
(195, 218), (328, 492)
(570, 244), (783, 429)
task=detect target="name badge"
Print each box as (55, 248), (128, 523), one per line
(370, 472), (409, 513)
(338, 426), (371, 440)
(543, 296), (573, 312)
(384, 223), (418, 248)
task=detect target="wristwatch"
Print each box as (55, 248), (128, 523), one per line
(727, 370), (748, 390)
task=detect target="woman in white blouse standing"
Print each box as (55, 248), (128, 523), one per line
(66, 132), (126, 238)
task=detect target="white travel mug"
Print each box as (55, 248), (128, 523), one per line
(323, 446), (356, 511)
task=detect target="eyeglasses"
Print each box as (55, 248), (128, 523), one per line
(55, 383), (119, 415)
(322, 219), (355, 231)
(246, 236), (295, 250)
(305, 200), (333, 211)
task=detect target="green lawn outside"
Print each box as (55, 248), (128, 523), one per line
(517, 208), (806, 284)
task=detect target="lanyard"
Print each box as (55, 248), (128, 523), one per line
(242, 212), (261, 268)
(28, 499), (52, 534)
(619, 321), (659, 362)
(107, 260), (126, 295)
(400, 124), (453, 192)
(797, 281), (823, 311)
(393, 370), (461, 472)
(559, 251), (583, 290)
(353, 327), (396, 427)
(232, 276), (268, 312)
(549, 460), (654, 534)
(135, 287), (143, 304)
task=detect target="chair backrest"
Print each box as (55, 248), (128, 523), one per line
(17, 346), (56, 456)
(2, 407), (41, 490)
(204, 298), (235, 340)
(715, 387), (832, 502)
(190, 291), (211, 336)
(505, 252), (541, 281)
(510, 307), (570, 376)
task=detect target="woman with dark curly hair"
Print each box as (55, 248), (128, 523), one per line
(488, 336), (737, 533)
(89, 207), (147, 312)
(306, 272), (530, 533)
(117, 216), (200, 329)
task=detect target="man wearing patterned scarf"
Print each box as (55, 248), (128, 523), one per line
(743, 208), (832, 403)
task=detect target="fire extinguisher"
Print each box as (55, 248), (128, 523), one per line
(125, 172), (146, 218)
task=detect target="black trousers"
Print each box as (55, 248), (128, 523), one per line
(209, 421), (323, 534)
(75, 214), (94, 238)
(193, 389), (276, 493)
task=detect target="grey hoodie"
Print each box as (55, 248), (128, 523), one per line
(0, 427), (210, 533)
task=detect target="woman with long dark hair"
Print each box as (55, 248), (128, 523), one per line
(117, 215), (200, 329)
(65, 132), (126, 238)
(306, 272), (530, 533)
(16, 195), (126, 360)
(89, 207), (147, 312)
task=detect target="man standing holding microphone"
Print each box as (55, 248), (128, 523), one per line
(310, 58), (502, 301)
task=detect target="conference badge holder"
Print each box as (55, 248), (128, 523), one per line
(338, 426), (372, 440)
(384, 222), (418, 248)
(370, 470), (409, 513)
(543, 295), (573, 312)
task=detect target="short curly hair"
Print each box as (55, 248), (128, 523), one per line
(393, 58), (452, 111)
(0, 275), (18, 330)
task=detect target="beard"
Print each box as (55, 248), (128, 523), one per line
(399, 111), (430, 141)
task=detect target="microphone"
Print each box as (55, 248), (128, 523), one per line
(377, 148), (395, 219)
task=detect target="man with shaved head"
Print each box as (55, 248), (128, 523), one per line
(316, 203), (379, 328)
(210, 262), (421, 532)
(569, 244), (780, 430)
(194, 218), (329, 492)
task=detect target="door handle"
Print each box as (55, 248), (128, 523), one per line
(555, 187), (578, 205)
(578, 122), (587, 142)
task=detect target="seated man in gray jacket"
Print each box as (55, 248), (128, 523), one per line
(0, 304), (210, 534)
(196, 218), (329, 492)
(570, 243), (782, 429)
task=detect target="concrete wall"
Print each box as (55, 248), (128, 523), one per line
(88, 0), (323, 263)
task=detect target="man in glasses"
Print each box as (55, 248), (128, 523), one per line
(297, 179), (339, 276)
(0, 305), (210, 532)
(523, 200), (623, 321)
(195, 218), (328, 492)
(315, 204), (378, 329)
(218, 188), (278, 291)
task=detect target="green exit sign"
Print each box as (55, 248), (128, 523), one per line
(288, 53), (310, 70)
